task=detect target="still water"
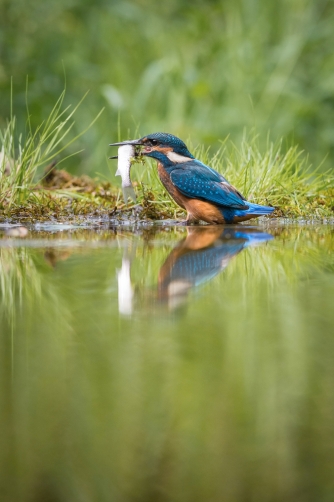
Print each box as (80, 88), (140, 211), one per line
(0, 223), (333, 502)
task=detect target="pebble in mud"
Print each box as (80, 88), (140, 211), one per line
(5, 226), (29, 238)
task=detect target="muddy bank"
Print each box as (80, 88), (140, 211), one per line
(0, 166), (332, 226)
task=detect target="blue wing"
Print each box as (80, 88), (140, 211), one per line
(169, 160), (248, 209)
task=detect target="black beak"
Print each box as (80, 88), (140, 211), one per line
(109, 138), (143, 147)
(109, 138), (143, 159)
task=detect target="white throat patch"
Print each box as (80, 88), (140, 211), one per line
(166, 151), (192, 163)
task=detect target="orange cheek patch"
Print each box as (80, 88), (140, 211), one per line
(154, 146), (173, 153)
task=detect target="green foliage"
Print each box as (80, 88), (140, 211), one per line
(0, 84), (332, 218)
(1, 0), (334, 172)
(0, 85), (333, 218)
(0, 90), (103, 208)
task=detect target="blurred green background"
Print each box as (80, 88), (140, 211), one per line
(1, 0), (334, 174)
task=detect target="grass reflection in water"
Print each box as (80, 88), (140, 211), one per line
(0, 224), (333, 502)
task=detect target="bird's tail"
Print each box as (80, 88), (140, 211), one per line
(221, 202), (275, 223)
(243, 202), (275, 216)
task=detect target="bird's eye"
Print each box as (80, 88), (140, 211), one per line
(151, 139), (158, 145)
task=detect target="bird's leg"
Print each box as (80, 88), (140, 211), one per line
(174, 212), (199, 226)
(185, 212), (200, 226)
(174, 217), (197, 227)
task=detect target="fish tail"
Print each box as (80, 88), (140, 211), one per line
(122, 186), (136, 203)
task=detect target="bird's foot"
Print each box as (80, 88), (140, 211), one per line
(175, 220), (200, 226)
(185, 213), (200, 226)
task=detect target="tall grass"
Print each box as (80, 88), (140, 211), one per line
(0, 90), (103, 208)
(1, 90), (333, 219)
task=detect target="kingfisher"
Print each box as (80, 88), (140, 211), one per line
(109, 132), (274, 224)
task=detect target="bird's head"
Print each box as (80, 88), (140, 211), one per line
(110, 132), (195, 166)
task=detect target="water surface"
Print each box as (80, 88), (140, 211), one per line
(0, 223), (333, 502)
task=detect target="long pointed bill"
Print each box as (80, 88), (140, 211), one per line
(109, 138), (143, 159)
(109, 138), (142, 147)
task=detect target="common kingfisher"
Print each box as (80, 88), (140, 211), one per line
(109, 133), (275, 224)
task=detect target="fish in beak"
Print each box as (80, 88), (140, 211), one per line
(109, 140), (144, 203)
(109, 138), (143, 158)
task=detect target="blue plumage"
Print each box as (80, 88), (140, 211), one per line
(169, 160), (248, 209)
(109, 132), (275, 224)
(146, 132), (195, 159)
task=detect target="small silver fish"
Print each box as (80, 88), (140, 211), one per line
(116, 145), (136, 202)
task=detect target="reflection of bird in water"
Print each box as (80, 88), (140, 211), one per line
(157, 226), (273, 310)
(116, 226), (273, 315)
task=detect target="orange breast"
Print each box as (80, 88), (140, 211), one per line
(184, 199), (225, 224)
(157, 163), (226, 224)
(157, 163), (187, 209)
